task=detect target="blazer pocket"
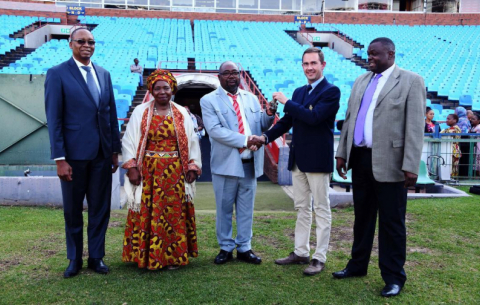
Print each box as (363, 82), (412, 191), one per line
(250, 107), (261, 122)
(392, 139), (405, 148)
(64, 124), (80, 130)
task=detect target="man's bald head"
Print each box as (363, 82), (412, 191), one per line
(70, 27), (92, 41)
(219, 61), (238, 73)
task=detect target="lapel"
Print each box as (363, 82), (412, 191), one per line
(375, 65), (400, 108)
(216, 88), (235, 112)
(67, 57), (98, 108)
(304, 78), (328, 106)
(92, 62), (105, 107)
(298, 85), (309, 105)
(239, 89), (252, 123)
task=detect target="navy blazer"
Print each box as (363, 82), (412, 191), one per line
(45, 57), (121, 160)
(264, 78), (340, 173)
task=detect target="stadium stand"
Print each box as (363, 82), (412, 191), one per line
(1, 15), (480, 128)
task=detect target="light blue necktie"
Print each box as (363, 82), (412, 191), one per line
(81, 66), (100, 106)
(353, 74), (382, 146)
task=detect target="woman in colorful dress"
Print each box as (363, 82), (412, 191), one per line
(424, 106), (436, 133)
(121, 69), (201, 270)
(440, 114), (462, 178)
(469, 112), (480, 176)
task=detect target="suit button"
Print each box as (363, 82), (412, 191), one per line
(98, 112), (100, 115)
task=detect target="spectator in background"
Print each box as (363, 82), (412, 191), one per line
(440, 114), (462, 178)
(467, 109), (474, 121)
(469, 112), (480, 175)
(188, 105), (205, 140)
(130, 58), (144, 88)
(455, 107), (471, 177)
(455, 106), (471, 133)
(424, 107), (436, 133)
(186, 106), (204, 140)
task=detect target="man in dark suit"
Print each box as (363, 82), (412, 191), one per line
(334, 37), (425, 297)
(44, 28), (121, 278)
(254, 47), (340, 275)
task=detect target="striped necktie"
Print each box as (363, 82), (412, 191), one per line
(228, 93), (245, 154)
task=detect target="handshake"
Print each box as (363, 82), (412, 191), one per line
(247, 135), (266, 151)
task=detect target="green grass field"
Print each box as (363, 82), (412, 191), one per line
(0, 183), (479, 304)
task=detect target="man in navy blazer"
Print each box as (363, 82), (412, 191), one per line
(257, 47), (340, 275)
(44, 28), (121, 278)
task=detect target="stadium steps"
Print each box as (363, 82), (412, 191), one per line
(0, 45), (36, 68)
(350, 55), (370, 70)
(9, 22), (41, 39)
(334, 32), (364, 48)
(120, 77), (148, 137)
(346, 55), (459, 110)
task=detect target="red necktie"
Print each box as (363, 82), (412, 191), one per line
(228, 93), (245, 154)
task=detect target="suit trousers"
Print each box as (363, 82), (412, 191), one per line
(61, 152), (112, 260)
(292, 164), (331, 263)
(347, 147), (407, 286)
(212, 162), (256, 253)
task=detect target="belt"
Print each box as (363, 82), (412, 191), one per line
(145, 150), (179, 158)
(353, 146), (372, 151)
(241, 158), (253, 164)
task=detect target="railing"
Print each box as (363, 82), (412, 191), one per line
(424, 133), (480, 183)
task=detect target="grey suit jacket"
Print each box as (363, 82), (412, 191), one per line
(201, 88), (274, 178)
(336, 65), (426, 182)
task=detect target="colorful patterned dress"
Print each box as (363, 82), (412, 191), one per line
(441, 125), (462, 177)
(122, 113), (198, 269)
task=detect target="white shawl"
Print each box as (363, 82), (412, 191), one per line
(122, 99), (202, 212)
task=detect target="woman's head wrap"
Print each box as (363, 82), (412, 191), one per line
(147, 69), (177, 95)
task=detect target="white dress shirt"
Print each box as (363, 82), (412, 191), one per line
(222, 88), (253, 160)
(362, 63), (395, 148)
(73, 56), (101, 94)
(55, 57), (101, 161)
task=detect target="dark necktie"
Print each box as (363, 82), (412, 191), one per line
(81, 66), (100, 106)
(306, 84), (312, 94)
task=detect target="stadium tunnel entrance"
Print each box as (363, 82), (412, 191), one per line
(173, 73), (219, 182)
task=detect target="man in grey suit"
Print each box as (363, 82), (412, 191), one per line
(333, 38), (425, 297)
(201, 61), (274, 265)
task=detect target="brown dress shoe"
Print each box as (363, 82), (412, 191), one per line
(275, 252), (310, 265)
(303, 259), (325, 276)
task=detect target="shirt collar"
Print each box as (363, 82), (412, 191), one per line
(376, 63), (395, 80)
(309, 76), (324, 90)
(73, 56), (93, 69)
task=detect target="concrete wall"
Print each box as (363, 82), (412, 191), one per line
(0, 170), (122, 209)
(305, 33), (354, 58)
(24, 24), (73, 48)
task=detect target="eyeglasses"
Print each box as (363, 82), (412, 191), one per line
(71, 39), (96, 46)
(219, 71), (240, 77)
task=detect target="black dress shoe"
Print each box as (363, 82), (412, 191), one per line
(87, 258), (109, 274)
(332, 268), (367, 279)
(381, 284), (402, 297)
(237, 250), (262, 264)
(214, 250), (233, 265)
(64, 260), (82, 278)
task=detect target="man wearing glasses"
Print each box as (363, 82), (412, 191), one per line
(200, 61), (275, 265)
(253, 47), (340, 276)
(44, 28), (120, 278)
